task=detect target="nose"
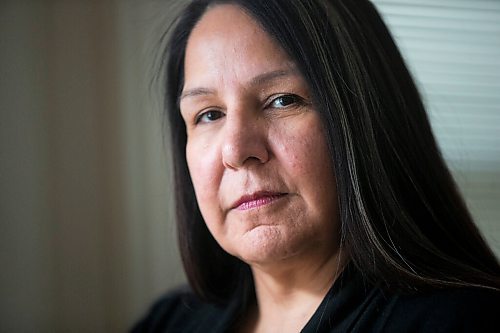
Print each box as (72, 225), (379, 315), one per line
(221, 112), (269, 170)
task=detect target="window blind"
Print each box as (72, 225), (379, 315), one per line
(372, 0), (500, 254)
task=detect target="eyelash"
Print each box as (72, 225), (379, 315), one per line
(194, 93), (305, 125)
(195, 109), (224, 124)
(265, 94), (305, 109)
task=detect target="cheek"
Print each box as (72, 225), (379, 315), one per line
(276, 117), (331, 177)
(186, 139), (228, 244)
(276, 116), (337, 212)
(186, 139), (221, 206)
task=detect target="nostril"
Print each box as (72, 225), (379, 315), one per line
(221, 130), (269, 169)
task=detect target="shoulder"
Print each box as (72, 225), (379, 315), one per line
(380, 286), (500, 332)
(131, 286), (232, 333)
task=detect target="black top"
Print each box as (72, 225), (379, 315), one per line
(132, 266), (499, 332)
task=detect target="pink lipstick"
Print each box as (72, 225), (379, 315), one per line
(232, 192), (287, 211)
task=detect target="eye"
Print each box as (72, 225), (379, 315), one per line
(269, 94), (303, 108)
(195, 110), (224, 124)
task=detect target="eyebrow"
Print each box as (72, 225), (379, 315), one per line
(180, 87), (215, 101)
(250, 68), (299, 87)
(179, 68), (299, 101)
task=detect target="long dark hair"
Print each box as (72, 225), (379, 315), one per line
(161, 0), (500, 304)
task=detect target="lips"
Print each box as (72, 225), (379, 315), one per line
(231, 191), (288, 211)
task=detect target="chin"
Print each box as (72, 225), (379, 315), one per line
(226, 225), (304, 265)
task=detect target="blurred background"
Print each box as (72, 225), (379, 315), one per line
(0, 0), (499, 331)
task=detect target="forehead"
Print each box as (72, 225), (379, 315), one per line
(183, 4), (295, 89)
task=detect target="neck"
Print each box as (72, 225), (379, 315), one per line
(244, 249), (346, 332)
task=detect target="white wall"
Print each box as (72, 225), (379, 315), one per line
(1, 2), (55, 330)
(0, 1), (185, 331)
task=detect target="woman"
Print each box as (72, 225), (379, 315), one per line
(134, 0), (500, 332)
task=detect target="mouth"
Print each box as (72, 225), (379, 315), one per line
(231, 191), (288, 211)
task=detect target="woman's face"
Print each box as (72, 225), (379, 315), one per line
(180, 5), (340, 266)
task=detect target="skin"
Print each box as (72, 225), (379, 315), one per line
(180, 5), (344, 332)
